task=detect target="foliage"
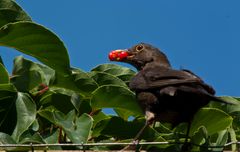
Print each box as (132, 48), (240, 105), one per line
(0, 0), (239, 151)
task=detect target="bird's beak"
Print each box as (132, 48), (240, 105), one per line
(108, 49), (133, 61)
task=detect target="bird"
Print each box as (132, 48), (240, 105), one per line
(109, 43), (230, 143)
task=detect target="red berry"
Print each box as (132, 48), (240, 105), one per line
(108, 51), (117, 60)
(109, 50), (129, 61)
(118, 51), (129, 60)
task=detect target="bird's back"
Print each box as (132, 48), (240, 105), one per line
(130, 64), (218, 126)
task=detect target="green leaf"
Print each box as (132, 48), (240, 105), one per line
(38, 110), (93, 143)
(11, 93), (37, 142)
(89, 71), (127, 87)
(37, 108), (57, 124)
(228, 126), (237, 151)
(219, 96), (240, 113)
(64, 112), (93, 144)
(0, 0), (31, 28)
(0, 132), (16, 144)
(72, 68), (98, 96)
(71, 93), (92, 115)
(50, 68), (98, 97)
(0, 132), (16, 151)
(190, 108), (233, 136)
(43, 129), (62, 150)
(191, 126), (208, 151)
(19, 131), (45, 144)
(91, 64), (135, 83)
(0, 84), (17, 134)
(91, 85), (142, 116)
(0, 21), (70, 75)
(12, 56), (55, 88)
(93, 116), (159, 140)
(0, 62), (9, 84)
(146, 136), (168, 150)
(114, 108), (134, 120)
(212, 130), (228, 151)
(12, 71), (42, 92)
(92, 64), (135, 76)
(51, 72), (83, 94)
(92, 111), (110, 128)
(39, 87), (81, 114)
(39, 87), (92, 115)
(0, 83), (17, 91)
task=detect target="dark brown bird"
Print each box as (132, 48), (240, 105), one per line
(109, 43), (230, 137)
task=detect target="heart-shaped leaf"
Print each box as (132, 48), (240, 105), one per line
(91, 85), (142, 116)
(190, 108), (232, 136)
(11, 93), (37, 142)
(12, 56), (55, 87)
(38, 110), (93, 143)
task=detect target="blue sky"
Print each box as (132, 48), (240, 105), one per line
(1, 1), (240, 96)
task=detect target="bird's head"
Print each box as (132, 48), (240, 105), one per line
(109, 43), (171, 70)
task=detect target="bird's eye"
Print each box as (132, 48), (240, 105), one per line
(135, 45), (144, 52)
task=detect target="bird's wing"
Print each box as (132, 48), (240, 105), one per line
(129, 66), (215, 94)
